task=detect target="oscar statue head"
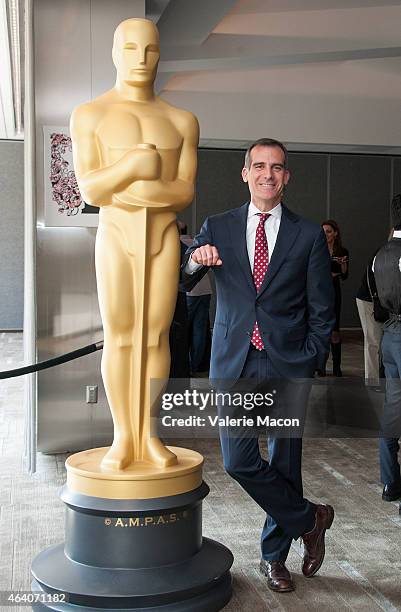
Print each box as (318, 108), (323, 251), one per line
(112, 18), (160, 88)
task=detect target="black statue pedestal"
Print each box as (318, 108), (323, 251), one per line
(31, 481), (233, 611)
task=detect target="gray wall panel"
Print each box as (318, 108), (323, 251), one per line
(393, 158), (401, 198)
(285, 153), (328, 224)
(0, 140), (24, 329)
(329, 155), (391, 326)
(196, 149), (249, 233)
(177, 201), (194, 236)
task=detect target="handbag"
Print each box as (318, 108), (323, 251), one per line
(366, 267), (389, 323)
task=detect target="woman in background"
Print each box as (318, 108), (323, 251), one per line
(322, 220), (349, 376)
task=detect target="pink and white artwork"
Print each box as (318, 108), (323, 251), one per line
(44, 126), (99, 227)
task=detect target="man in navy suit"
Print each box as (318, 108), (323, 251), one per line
(182, 138), (335, 593)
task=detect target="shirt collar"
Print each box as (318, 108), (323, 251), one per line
(248, 201), (282, 219)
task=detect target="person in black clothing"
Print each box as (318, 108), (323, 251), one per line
(169, 222), (191, 378)
(322, 220), (349, 376)
(373, 194), (401, 504)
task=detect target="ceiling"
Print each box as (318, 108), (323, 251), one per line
(149, 0), (401, 151)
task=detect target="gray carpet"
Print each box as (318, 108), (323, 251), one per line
(1, 332), (400, 611)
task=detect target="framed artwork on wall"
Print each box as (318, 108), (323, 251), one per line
(43, 126), (99, 227)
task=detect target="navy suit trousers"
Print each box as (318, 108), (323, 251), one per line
(218, 346), (316, 561)
(379, 329), (401, 485)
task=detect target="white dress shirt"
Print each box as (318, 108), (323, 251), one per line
(246, 202), (282, 271)
(186, 202), (282, 273)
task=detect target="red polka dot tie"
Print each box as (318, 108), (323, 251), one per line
(251, 213), (270, 350)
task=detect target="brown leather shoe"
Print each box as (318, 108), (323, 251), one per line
(302, 504), (334, 577)
(260, 559), (295, 592)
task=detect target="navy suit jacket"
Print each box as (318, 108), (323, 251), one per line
(181, 203), (335, 380)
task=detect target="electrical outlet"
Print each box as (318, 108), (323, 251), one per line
(86, 385), (98, 404)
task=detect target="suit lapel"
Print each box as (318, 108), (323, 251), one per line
(258, 205), (300, 297)
(228, 202), (256, 294)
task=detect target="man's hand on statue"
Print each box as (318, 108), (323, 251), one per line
(192, 245), (223, 267)
(126, 146), (161, 181)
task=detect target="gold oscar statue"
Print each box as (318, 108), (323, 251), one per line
(67, 17), (202, 499)
(32, 20), (232, 610)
